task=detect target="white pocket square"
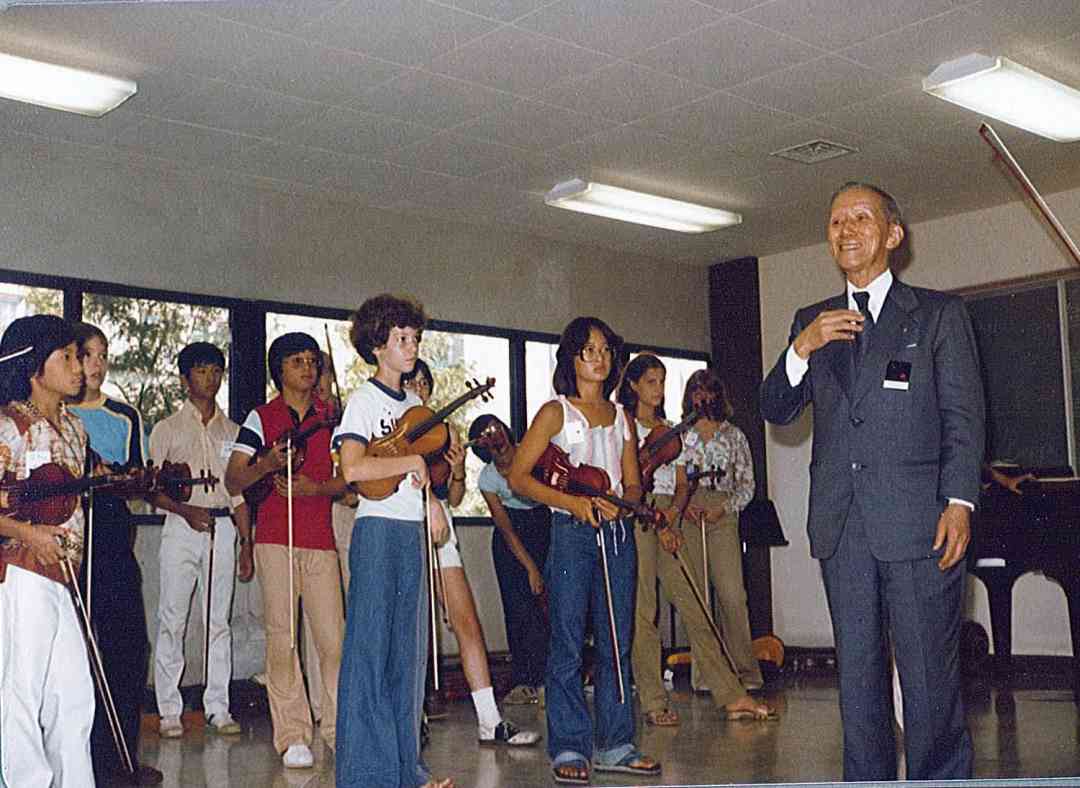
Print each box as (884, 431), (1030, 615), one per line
(905, 342), (918, 348)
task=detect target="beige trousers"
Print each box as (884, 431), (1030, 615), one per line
(631, 494), (745, 713)
(680, 491), (763, 689)
(255, 543), (344, 753)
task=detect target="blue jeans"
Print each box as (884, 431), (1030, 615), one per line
(545, 511), (637, 764)
(336, 517), (430, 788)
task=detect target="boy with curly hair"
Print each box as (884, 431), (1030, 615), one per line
(333, 294), (452, 788)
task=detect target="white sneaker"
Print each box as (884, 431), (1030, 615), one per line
(159, 715), (183, 738)
(208, 713), (242, 735)
(282, 743), (314, 769)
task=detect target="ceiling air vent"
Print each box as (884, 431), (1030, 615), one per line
(771, 139), (857, 164)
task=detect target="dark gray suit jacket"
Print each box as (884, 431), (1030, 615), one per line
(761, 278), (985, 562)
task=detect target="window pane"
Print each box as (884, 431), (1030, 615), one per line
(423, 329), (510, 517)
(0, 282), (63, 330)
(83, 294), (230, 431)
(648, 354), (708, 424)
(266, 314), (362, 403)
(525, 340), (558, 426)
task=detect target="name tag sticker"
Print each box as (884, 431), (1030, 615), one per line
(26, 450), (50, 471)
(220, 441), (234, 460)
(565, 421), (586, 444)
(883, 360), (912, 391)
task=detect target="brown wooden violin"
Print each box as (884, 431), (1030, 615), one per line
(531, 442), (667, 530)
(0, 461), (217, 526)
(638, 408), (702, 492)
(243, 414), (337, 507)
(357, 378), (495, 500)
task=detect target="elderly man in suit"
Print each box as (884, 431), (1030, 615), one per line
(761, 182), (984, 782)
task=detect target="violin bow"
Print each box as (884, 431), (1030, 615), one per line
(204, 482), (215, 687)
(61, 554), (135, 777)
(287, 434), (296, 650)
(596, 526), (626, 704)
(323, 323), (346, 418)
(426, 484), (440, 691)
(979, 123), (1080, 267)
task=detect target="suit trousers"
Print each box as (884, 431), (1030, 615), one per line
(155, 515), (236, 721)
(256, 542), (343, 754)
(680, 501), (762, 689)
(821, 511), (972, 782)
(631, 494), (744, 714)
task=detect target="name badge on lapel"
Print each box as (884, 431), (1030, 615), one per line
(883, 360), (912, 391)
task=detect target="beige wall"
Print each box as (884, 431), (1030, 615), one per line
(0, 132), (709, 351)
(759, 187), (1080, 654)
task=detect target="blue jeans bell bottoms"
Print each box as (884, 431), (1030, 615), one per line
(336, 516), (430, 788)
(544, 511), (637, 764)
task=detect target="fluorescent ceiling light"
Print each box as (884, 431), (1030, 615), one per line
(544, 179), (741, 234)
(0, 53), (136, 117)
(923, 53), (1080, 142)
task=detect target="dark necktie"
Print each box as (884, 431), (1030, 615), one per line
(853, 290), (874, 373)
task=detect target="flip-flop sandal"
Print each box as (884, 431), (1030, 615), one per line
(593, 750), (661, 776)
(552, 759), (590, 784)
(723, 705), (779, 721)
(645, 708), (680, 726)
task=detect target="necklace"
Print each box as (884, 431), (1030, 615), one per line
(19, 400), (84, 473)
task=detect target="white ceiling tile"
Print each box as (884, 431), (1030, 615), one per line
(320, 158), (463, 203)
(115, 116), (256, 170)
(814, 86), (976, 146)
(631, 16), (822, 89)
(440, 0), (556, 23)
(729, 56), (904, 116)
(840, 5), (1015, 80)
(634, 91), (797, 146)
(429, 27), (616, 97)
(0, 100), (142, 148)
(231, 140), (358, 186)
(555, 124), (700, 180)
(388, 132), (524, 176)
(239, 35), (405, 106)
(741, 0), (962, 52)
(455, 100), (614, 150)
(150, 80), (321, 139)
(272, 105), (435, 159)
(537, 62), (713, 123)
(516, 0), (727, 58)
(192, 1), (349, 34)
(303, 0), (499, 67)
(357, 70), (517, 128)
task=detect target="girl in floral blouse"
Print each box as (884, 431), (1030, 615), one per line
(679, 369), (764, 692)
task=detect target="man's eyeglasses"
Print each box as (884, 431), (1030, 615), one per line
(578, 345), (613, 363)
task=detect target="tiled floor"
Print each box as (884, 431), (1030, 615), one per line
(137, 675), (1080, 787)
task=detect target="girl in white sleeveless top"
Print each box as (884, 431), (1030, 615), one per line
(508, 317), (661, 785)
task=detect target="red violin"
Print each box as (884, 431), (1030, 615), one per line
(243, 415), (337, 507)
(637, 408), (702, 493)
(0, 461), (217, 526)
(531, 443), (667, 530)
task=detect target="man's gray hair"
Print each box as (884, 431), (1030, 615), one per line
(830, 181), (903, 226)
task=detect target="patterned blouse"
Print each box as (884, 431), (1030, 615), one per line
(0, 401), (89, 565)
(679, 420), (754, 516)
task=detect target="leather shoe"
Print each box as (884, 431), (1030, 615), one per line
(104, 765), (164, 786)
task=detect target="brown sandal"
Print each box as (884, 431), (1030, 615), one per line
(645, 708), (680, 726)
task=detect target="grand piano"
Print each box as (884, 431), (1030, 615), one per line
(969, 468), (1080, 689)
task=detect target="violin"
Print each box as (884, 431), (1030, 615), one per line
(531, 442), (667, 530)
(0, 461), (218, 526)
(638, 408), (702, 493)
(243, 413), (338, 507)
(356, 378), (495, 501)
